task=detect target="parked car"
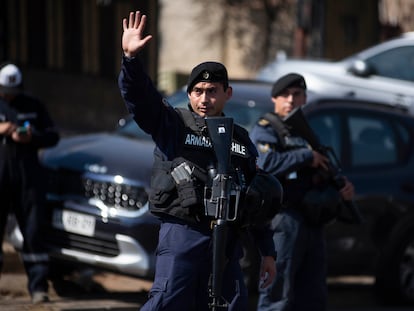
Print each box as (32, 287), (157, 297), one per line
(243, 95), (414, 305)
(305, 97), (414, 305)
(257, 32), (414, 114)
(6, 80), (414, 305)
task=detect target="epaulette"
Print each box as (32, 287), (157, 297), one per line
(258, 118), (270, 126)
(261, 112), (290, 149)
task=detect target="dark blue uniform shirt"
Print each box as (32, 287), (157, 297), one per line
(250, 118), (314, 206)
(118, 56), (276, 258)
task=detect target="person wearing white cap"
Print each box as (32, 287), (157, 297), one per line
(0, 62), (60, 304)
(0, 63), (23, 94)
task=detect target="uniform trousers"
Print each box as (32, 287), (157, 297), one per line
(141, 220), (248, 311)
(0, 166), (49, 295)
(257, 208), (327, 311)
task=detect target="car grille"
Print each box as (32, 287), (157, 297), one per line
(47, 169), (148, 212)
(45, 228), (119, 257)
(83, 173), (148, 211)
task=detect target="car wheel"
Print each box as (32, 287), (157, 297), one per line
(375, 218), (414, 305)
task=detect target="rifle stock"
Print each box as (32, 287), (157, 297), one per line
(283, 107), (364, 224)
(204, 117), (240, 310)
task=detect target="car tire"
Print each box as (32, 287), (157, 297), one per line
(375, 216), (414, 305)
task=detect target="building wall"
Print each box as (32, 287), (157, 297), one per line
(157, 0), (238, 94)
(157, 0), (381, 93)
(323, 0), (379, 60)
(379, 0), (414, 31)
(2, 1), (412, 133)
(0, 0), (159, 132)
(157, 0), (298, 94)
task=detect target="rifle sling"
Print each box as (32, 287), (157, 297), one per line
(175, 107), (205, 134)
(262, 112), (290, 149)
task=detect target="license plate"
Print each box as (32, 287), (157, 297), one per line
(53, 209), (96, 237)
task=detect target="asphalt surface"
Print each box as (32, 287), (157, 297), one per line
(1, 242), (412, 311)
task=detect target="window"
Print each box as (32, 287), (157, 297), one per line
(367, 46), (414, 82)
(349, 115), (398, 166)
(308, 107), (410, 169)
(308, 113), (342, 158)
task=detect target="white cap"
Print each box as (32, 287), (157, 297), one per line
(0, 64), (23, 93)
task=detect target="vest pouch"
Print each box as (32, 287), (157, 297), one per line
(301, 185), (341, 226)
(177, 179), (200, 208)
(149, 161), (176, 207)
(242, 170), (283, 226)
(171, 158), (206, 209)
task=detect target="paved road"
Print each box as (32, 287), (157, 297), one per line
(1, 243), (412, 311)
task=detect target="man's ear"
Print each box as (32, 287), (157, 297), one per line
(226, 85), (233, 99)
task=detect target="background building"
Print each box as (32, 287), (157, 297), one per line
(0, 0), (412, 132)
(0, 0), (158, 132)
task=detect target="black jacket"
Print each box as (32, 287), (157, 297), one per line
(0, 93), (59, 185)
(118, 56), (276, 258)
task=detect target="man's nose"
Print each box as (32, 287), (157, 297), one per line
(286, 94), (294, 101)
(200, 91), (210, 100)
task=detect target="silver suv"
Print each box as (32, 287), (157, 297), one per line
(257, 32), (414, 114)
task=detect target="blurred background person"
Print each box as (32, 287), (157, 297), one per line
(250, 73), (355, 311)
(0, 62), (59, 304)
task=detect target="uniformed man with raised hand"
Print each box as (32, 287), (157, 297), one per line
(118, 11), (281, 310)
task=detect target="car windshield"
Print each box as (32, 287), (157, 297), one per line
(116, 84), (271, 139)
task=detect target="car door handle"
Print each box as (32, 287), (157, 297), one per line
(394, 94), (409, 111)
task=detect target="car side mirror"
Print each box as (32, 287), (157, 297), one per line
(117, 118), (127, 129)
(348, 60), (373, 78)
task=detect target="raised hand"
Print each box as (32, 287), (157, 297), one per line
(122, 11), (153, 58)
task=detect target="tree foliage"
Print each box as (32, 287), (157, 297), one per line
(193, 0), (293, 70)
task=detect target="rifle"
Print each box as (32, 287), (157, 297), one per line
(204, 116), (241, 310)
(283, 107), (365, 224)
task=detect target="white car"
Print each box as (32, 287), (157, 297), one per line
(257, 32), (414, 114)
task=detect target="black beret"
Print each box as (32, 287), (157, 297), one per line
(271, 73), (306, 97)
(186, 61), (229, 93)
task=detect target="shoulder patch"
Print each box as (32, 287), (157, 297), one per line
(258, 118), (270, 126)
(162, 97), (170, 107)
(257, 143), (271, 153)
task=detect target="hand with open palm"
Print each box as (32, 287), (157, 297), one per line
(122, 11), (153, 58)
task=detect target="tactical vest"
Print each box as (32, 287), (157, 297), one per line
(259, 112), (341, 226)
(148, 108), (253, 224)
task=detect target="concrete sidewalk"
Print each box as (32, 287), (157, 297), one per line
(0, 242), (151, 310)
